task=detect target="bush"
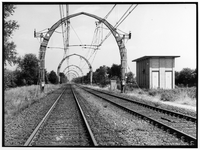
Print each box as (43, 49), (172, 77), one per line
(159, 87), (196, 102)
(160, 90), (178, 101)
(148, 90), (158, 96)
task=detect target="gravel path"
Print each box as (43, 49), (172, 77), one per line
(4, 87), (65, 146)
(75, 86), (189, 146)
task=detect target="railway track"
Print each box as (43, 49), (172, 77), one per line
(77, 85), (197, 146)
(24, 84), (97, 146)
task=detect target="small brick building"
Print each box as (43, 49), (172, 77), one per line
(132, 56), (180, 89)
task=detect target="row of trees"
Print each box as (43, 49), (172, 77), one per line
(72, 65), (197, 88)
(73, 64), (135, 87)
(4, 53), (68, 89)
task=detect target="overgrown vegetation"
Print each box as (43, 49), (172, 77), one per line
(146, 87), (196, 102)
(4, 84), (61, 117)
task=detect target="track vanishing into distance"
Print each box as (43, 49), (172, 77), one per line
(24, 83), (196, 146)
(24, 84), (97, 146)
(77, 84), (197, 146)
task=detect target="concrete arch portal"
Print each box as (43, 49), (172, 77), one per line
(57, 53), (93, 84)
(39, 11), (127, 92)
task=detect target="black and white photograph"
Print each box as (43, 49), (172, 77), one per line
(3, 2), (197, 147)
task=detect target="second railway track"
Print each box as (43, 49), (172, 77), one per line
(77, 84), (197, 146)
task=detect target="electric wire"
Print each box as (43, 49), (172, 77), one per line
(116, 4), (138, 28)
(80, 5), (117, 71)
(80, 3), (115, 61)
(70, 23), (83, 45)
(104, 4), (116, 20)
(98, 4), (138, 47)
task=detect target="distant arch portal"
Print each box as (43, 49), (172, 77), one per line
(63, 65), (84, 77)
(57, 53), (93, 85)
(66, 72), (78, 81)
(65, 70), (80, 77)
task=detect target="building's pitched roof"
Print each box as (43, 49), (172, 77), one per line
(132, 56), (180, 62)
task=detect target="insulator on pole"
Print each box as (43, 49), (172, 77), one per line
(34, 29), (36, 38)
(129, 32), (131, 39)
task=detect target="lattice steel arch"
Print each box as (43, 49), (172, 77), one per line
(39, 12), (127, 92)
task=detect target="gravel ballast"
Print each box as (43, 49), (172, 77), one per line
(74, 86), (189, 146)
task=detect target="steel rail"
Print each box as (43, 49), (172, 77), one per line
(78, 85), (197, 146)
(24, 88), (66, 146)
(70, 85), (98, 146)
(82, 86), (196, 122)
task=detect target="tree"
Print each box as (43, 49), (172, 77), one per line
(4, 68), (16, 89)
(4, 4), (19, 66)
(126, 71), (135, 84)
(108, 64), (121, 79)
(59, 72), (68, 83)
(175, 68), (196, 87)
(48, 70), (58, 84)
(17, 54), (39, 85)
(93, 65), (110, 86)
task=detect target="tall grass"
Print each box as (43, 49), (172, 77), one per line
(148, 87), (196, 106)
(4, 84), (61, 117)
(126, 87), (196, 108)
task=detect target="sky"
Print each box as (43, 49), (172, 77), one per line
(6, 3), (197, 78)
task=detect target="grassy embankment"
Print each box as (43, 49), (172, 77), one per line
(127, 87), (196, 108)
(4, 84), (61, 117)
(87, 84), (196, 110)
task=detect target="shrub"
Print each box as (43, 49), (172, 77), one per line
(148, 90), (158, 96)
(159, 87), (196, 102)
(160, 90), (177, 101)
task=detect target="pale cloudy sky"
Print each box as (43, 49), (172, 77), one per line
(7, 3), (197, 77)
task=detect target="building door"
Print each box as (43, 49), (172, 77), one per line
(152, 71), (159, 89)
(165, 71), (172, 89)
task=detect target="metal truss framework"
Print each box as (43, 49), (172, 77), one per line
(39, 12), (127, 92)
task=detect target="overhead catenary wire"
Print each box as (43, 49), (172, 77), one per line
(116, 4), (138, 28)
(70, 23), (83, 45)
(80, 5), (118, 71)
(98, 4), (138, 47)
(80, 22), (102, 70)
(104, 4), (116, 20)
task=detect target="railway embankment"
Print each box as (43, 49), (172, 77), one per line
(83, 84), (196, 117)
(4, 84), (63, 146)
